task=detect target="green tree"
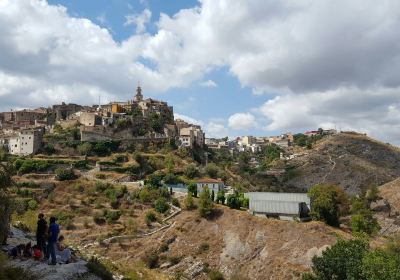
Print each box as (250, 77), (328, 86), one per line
(350, 197), (380, 235)
(366, 185), (380, 203)
(211, 190), (215, 201)
(0, 163), (14, 244)
(55, 168), (77, 181)
(216, 190), (226, 204)
(198, 186), (214, 218)
(362, 249), (400, 280)
(145, 211), (157, 225)
(303, 239), (368, 280)
(145, 174), (163, 188)
(154, 197), (170, 213)
(205, 163), (219, 179)
(184, 164), (198, 179)
(226, 193), (241, 210)
(308, 184), (348, 227)
(187, 183), (198, 197)
(184, 192), (196, 210)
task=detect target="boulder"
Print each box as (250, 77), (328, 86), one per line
(370, 199), (391, 213)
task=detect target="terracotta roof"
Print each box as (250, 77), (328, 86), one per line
(195, 178), (223, 183)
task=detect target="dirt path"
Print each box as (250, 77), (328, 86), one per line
(321, 153), (336, 184)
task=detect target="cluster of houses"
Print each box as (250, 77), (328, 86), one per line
(205, 133), (294, 154)
(0, 86), (205, 155)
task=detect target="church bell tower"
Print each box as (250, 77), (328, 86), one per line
(135, 83), (143, 102)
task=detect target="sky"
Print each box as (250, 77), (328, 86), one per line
(0, 0), (400, 145)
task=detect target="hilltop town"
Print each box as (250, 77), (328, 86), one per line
(1, 87), (400, 280)
(0, 85), (338, 159)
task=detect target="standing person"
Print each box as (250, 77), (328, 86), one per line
(46, 217), (59, 265)
(36, 213), (47, 256)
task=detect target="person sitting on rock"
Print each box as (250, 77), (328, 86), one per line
(22, 241), (32, 258)
(8, 244), (25, 259)
(55, 235), (77, 264)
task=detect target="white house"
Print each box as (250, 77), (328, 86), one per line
(196, 178), (225, 197)
(8, 129), (43, 156)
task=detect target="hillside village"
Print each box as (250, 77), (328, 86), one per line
(2, 87), (400, 280)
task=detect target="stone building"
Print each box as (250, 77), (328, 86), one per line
(79, 112), (102, 127)
(53, 102), (84, 120)
(8, 128), (43, 156)
(177, 120), (205, 148)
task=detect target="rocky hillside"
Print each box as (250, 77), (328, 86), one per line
(285, 132), (400, 194)
(82, 206), (348, 280)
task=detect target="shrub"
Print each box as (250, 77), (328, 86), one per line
(55, 168), (77, 181)
(172, 197), (180, 208)
(307, 184), (349, 227)
(350, 211), (380, 235)
(0, 253), (37, 280)
(198, 242), (209, 253)
(198, 186), (214, 218)
(93, 212), (106, 225)
(208, 270), (224, 280)
(86, 258), (114, 280)
(95, 174), (106, 179)
(159, 243), (169, 253)
(184, 192), (196, 210)
(187, 183), (197, 197)
(125, 218), (137, 235)
(154, 197), (170, 213)
(143, 252), (159, 269)
(27, 199), (38, 210)
(216, 191), (226, 205)
(145, 210), (157, 225)
(184, 164), (198, 179)
(72, 160), (88, 169)
(103, 210), (121, 224)
(226, 193), (241, 209)
(302, 239), (368, 280)
(205, 163), (219, 179)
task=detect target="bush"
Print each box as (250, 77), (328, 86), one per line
(27, 199), (38, 210)
(184, 164), (198, 179)
(172, 197), (180, 208)
(198, 242), (209, 253)
(86, 258), (114, 280)
(362, 248), (400, 280)
(77, 142), (93, 156)
(0, 253), (37, 280)
(307, 184), (349, 227)
(205, 163), (219, 179)
(154, 197), (170, 213)
(302, 239), (368, 280)
(145, 210), (157, 225)
(93, 212), (106, 225)
(216, 190), (226, 205)
(351, 214), (378, 235)
(103, 210), (121, 224)
(184, 192), (196, 210)
(208, 270), (224, 280)
(55, 168), (77, 181)
(143, 252), (159, 269)
(198, 186), (214, 218)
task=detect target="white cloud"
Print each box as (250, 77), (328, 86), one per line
(206, 122), (229, 138)
(258, 87), (400, 144)
(228, 113), (257, 130)
(124, 9), (151, 34)
(199, 79), (217, 88)
(1, 0), (400, 144)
